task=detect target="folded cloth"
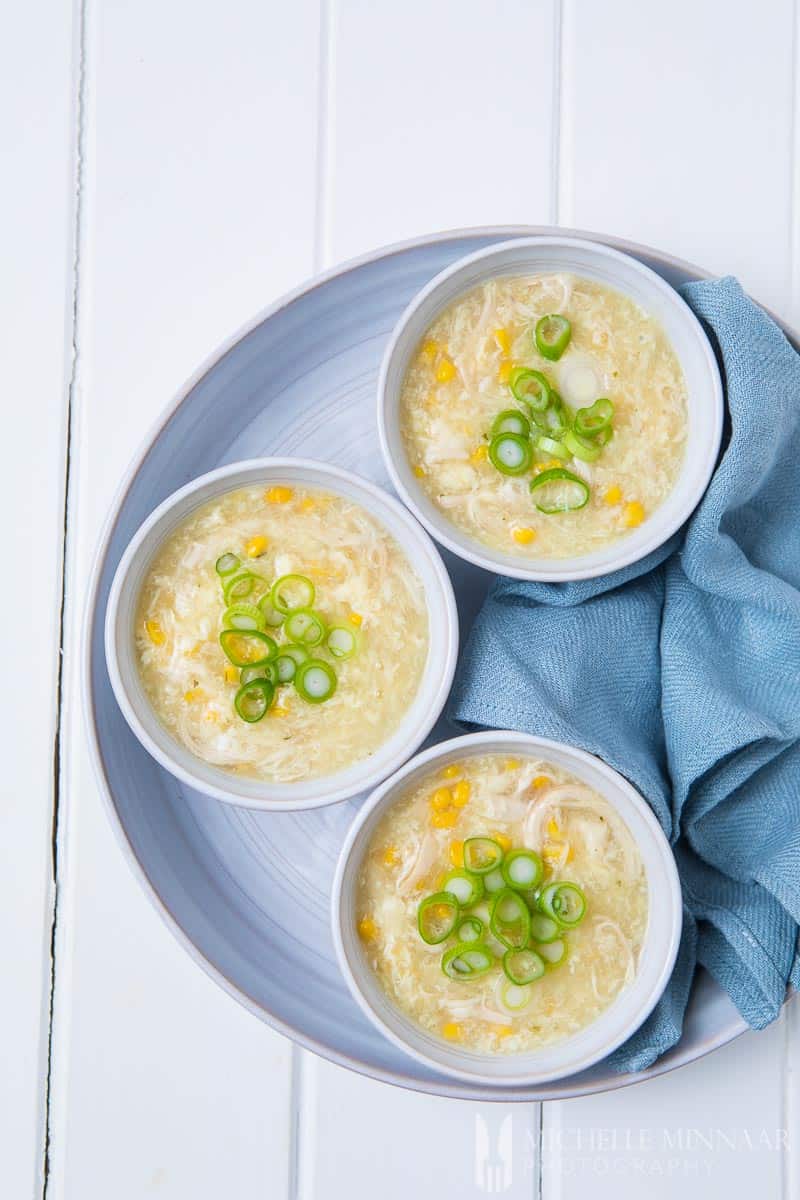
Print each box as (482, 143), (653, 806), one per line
(448, 277), (800, 1071)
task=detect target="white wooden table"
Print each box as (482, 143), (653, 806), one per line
(4, 1), (799, 1196)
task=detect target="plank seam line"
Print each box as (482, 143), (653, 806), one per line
(288, 1045), (303, 1200)
(550, 0), (564, 227)
(313, 0), (334, 271)
(42, 0), (89, 1193)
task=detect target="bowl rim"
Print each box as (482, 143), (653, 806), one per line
(104, 455), (459, 811)
(331, 729), (683, 1087)
(377, 234), (724, 582)
(84, 223), (763, 1102)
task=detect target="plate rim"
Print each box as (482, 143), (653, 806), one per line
(82, 223), (786, 1102)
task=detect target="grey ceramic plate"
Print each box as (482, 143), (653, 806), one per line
(85, 226), (754, 1101)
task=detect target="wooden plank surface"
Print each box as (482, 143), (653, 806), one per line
(8, 1), (798, 1197)
(46, 2), (322, 1195)
(0, 2), (75, 1196)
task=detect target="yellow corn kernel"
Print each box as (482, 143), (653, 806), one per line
(441, 1022), (462, 1041)
(565, 845), (575, 863)
(542, 843), (563, 863)
(449, 839), (464, 868)
(496, 1025), (514, 1039)
(430, 787), (453, 811)
(624, 500), (645, 528)
(498, 359), (513, 383)
(300, 496), (316, 512)
(452, 780), (471, 807)
(358, 916), (377, 941)
(265, 485), (293, 504)
(421, 338), (439, 361)
(470, 443), (488, 465)
(442, 763), (461, 779)
(245, 534), (268, 558)
(270, 705), (290, 718)
(504, 758), (521, 771)
(145, 619), (165, 646)
(512, 526), (536, 545)
(435, 357), (456, 383)
(533, 775), (551, 789)
(382, 845), (399, 866)
(433, 872), (448, 891)
(494, 327), (511, 355)
(492, 831), (512, 853)
(348, 611), (363, 628)
(183, 687), (206, 703)
(224, 665), (239, 684)
(204, 709), (220, 724)
(186, 641), (203, 658)
(604, 484), (622, 505)
(431, 810), (458, 829)
(413, 465), (426, 478)
(546, 817), (561, 837)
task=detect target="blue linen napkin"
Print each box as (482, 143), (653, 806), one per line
(448, 277), (800, 1071)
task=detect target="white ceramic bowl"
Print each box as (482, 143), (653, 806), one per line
(105, 458), (458, 811)
(332, 731), (682, 1087)
(378, 236), (723, 581)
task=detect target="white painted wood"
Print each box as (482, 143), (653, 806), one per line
(559, 0), (796, 314)
(297, 1054), (539, 1200)
(295, 4), (561, 1193)
(0, 2), (75, 1196)
(47, 2), (322, 1195)
(544, 3), (797, 1197)
(543, 1022), (787, 1199)
(326, 0), (560, 263)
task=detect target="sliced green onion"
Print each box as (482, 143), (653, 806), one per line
(463, 837), (504, 875)
(417, 892), (459, 945)
(442, 942), (494, 980)
(498, 979), (532, 1012)
(536, 938), (567, 965)
(535, 314), (572, 361)
(326, 626), (357, 660)
(490, 889), (531, 950)
(456, 915), (484, 943)
(271, 574), (316, 615)
(215, 552), (240, 578)
(574, 397), (614, 437)
(275, 654), (299, 683)
(483, 866), (506, 895)
(223, 571), (260, 602)
(535, 435), (569, 459)
(530, 467), (590, 513)
(509, 367), (551, 412)
(240, 663), (278, 686)
(219, 629), (278, 667)
(257, 594), (286, 628)
(491, 409), (530, 438)
(222, 602), (265, 632)
(503, 947), (546, 986)
(441, 869), (484, 908)
(563, 428), (603, 462)
(488, 432), (533, 476)
(543, 391), (572, 437)
(501, 849), (544, 892)
(529, 913), (560, 944)
(538, 881), (587, 927)
(284, 608), (326, 646)
(294, 658), (337, 703)
(234, 677), (274, 723)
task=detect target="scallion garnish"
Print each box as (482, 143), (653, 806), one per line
(326, 626), (358, 660)
(529, 467), (590, 513)
(538, 882), (586, 927)
(491, 409), (531, 439)
(294, 658), (337, 703)
(535, 314), (571, 361)
(284, 608), (326, 646)
(219, 629), (278, 667)
(488, 432), (533, 476)
(215, 552), (240, 578)
(234, 677), (275, 723)
(222, 602), (265, 632)
(441, 942), (494, 981)
(271, 573), (316, 615)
